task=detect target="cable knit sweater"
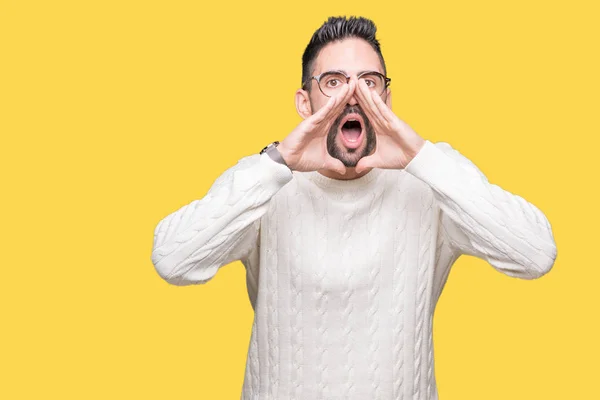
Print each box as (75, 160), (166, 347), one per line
(151, 139), (557, 400)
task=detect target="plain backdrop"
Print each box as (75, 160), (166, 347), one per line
(1, 0), (598, 399)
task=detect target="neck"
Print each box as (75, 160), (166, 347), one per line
(316, 166), (374, 180)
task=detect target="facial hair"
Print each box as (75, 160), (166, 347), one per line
(326, 104), (376, 168)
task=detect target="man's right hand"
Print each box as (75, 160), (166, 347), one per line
(277, 78), (357, 175)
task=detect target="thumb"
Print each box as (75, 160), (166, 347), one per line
(324, 156), (347, 175)
(355, 154), (378, 174)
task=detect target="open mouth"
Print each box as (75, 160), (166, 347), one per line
(339, 114), (365, 149)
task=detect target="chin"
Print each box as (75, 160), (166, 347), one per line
(339, 142), (369, 167)
(327, 128), (376, 169)
(340, 156), (360, 168)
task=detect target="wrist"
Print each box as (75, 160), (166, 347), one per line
(277, 143), (294, 171)
(405, 138), (426, 164)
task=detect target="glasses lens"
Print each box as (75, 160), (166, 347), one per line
(360, 73), (386, 95)
(318, 72), (348, 97)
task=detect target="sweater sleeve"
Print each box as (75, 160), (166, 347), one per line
(151, 152), (294, 286)
(404, 140), (557, 280)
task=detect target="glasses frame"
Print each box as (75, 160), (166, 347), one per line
(302, 69), (391, 98)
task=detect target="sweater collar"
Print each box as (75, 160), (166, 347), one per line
(303, 167), (383, 190)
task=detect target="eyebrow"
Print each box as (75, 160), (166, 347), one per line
(325, 69), (383, 75)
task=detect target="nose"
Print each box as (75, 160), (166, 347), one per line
(346, 75), (359, 105)
(347, 93), (358, 106)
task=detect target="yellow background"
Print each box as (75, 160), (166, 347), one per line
(1, 0), (597, 398)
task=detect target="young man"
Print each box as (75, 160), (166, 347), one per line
(151, 16), (557, 400)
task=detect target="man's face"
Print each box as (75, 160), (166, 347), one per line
(305, 38), (390, 168)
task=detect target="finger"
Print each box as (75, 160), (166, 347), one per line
(324, 79), (356, 124)
(355, 154), (380, 175)
(310, 83), (349, 127)
(370, 87), (395, 123)
(357, 79), (386, 123)
(324, 156), (347, 175)
(310, 91), (339, 125)
(354, 79), (381, 126)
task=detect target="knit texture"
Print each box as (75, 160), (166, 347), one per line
(151, 140), (557, 400)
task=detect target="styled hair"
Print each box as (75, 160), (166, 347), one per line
(301, 16), (387, 91)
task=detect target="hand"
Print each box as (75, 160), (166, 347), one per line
(277, 79), (358, 175)
(353, 79), (426, 174)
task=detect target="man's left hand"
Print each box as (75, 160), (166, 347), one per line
(353, 78), (426, 174)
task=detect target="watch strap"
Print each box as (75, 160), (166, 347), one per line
(260, 141), (289, 169)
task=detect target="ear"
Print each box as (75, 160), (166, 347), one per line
(295, 89), (312, 119)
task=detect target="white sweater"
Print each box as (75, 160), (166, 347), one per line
(151, 139), (557, 400)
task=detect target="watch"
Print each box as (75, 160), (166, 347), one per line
(260, 141), (289, 169)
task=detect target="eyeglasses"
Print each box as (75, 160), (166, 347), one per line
(302, 70), (391, 98)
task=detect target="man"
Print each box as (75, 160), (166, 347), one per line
(151, 16), (557, 400)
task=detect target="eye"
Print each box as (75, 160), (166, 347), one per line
(326, 78), (341, 87)
(364, 79), (375, 87)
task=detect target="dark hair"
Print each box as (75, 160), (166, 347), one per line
(301, 16), (387, 91)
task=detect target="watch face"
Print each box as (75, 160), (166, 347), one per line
(261, 142), (275, 154)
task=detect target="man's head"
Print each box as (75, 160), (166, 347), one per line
(296, 16), (391, 169)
